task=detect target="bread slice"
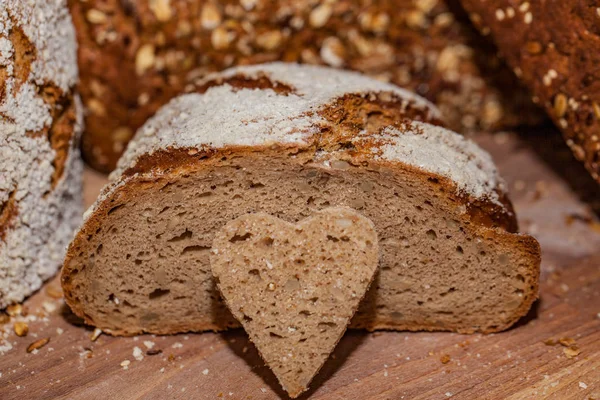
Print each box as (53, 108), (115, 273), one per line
(62, 63), (540, 336)
(211, 207), (379, 398)
(0, 0), (83, 308)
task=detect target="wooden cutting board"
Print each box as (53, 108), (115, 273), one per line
(1, 130), (599, 400)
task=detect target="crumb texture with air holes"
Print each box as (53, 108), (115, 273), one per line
(61, 64), (540, 336)
(0, 0), (83, 308)
(211, 207), (378, 398)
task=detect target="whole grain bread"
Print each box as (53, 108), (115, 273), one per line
(61, 64), (540, 336)
(460, 0), (600, 182)
(68, 0), (542, 172)
(211, 208), (379, 398)
(0, 0), (83, 308)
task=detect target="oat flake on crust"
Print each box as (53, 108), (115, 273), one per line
(0, 0), (82, 308)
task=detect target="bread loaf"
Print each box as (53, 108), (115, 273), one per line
(0, 1), (83, 308)
(61, 63), (540, 336)
(460, 0), (600, 182)
(69, 0), (542, 172)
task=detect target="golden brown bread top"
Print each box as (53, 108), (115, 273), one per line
(89, 64), (518, 233)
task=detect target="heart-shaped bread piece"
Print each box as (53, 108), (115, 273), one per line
(211, 207), (379, 398)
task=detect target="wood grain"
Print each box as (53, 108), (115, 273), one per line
(1, 131), (599, 400)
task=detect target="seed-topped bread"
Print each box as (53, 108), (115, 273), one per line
(69, 0), (542, 172)
(62, 63), (540, 335)
(460, 0), (600, 183)
(0, 0), (83, 308)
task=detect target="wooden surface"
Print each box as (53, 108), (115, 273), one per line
(1, 130), (600, 400)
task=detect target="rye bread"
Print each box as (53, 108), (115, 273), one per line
(460, 0), (600, 183)
(211, 208), (379, 398)
(61, 63), (541, 336)
(0, 0), (83, 308)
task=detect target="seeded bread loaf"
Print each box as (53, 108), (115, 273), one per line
(69, 0), (542, 172)
(61, 63), (540, 336)
(460, 0), (600, 182)
(0, 1), (83, 308)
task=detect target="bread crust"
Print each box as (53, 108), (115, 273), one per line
(0, 0), (83, 308)
(68, 0), (543, 172)
(460, 0), (600, 182)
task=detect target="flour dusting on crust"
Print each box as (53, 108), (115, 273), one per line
(110, 64), (502, 204)
(114, 63), (439, 177)
(351, 122), (504, 201)
(0, 0), (82, 308)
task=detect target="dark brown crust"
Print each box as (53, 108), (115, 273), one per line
(0, 22), (35, 120)
(460, 0), (600, 182)
(69, 0), (543, 172)
(42, 86), (77, 190)
(0, 190), (18, 242)
(193, 73), (296, 95)
(62, 143), (539, 335)
(9, 24), (35, 97)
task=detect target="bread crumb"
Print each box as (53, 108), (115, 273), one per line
(445, 393), (453, 397)
(260, 388), (267, 393)
(90, 328), (102, 342)
(121, 360), (131, 370)
(172, 342), (183, 349)
(27, 338), (50, 353)
(202, 369), (209, 375)
(14, 322), (28, 337)
(143, 340), (155, 349)
(563, 346), (581, 358)
(7, 304), (23, 317)
(56, 328), (63, 335)
(558, 337), (575, 347)
(440, 354), (451, 364)
(579, 381), (588, 389)
(42, 301), (57, 314)
(133, 346), (144, 361)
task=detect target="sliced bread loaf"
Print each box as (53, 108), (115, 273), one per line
(211, 208), (379, 398)
(62, 63), (540, 335)
(0, 0), (83, 308)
